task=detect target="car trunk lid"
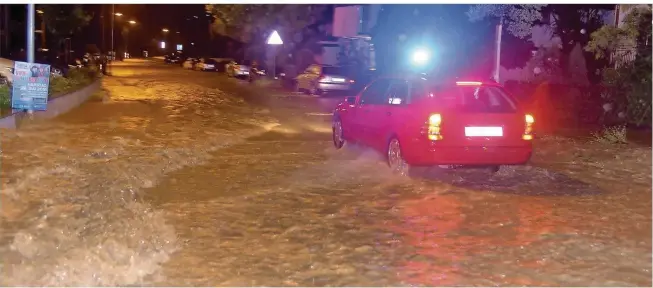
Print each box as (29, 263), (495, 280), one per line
(420, 82), (526, 147)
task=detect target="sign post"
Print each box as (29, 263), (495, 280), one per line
(266, 30), (283, 79)
(11, 61), (50, 111)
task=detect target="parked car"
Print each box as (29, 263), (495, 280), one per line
(194, 58), (218, 71)
(0, 57), (15, 84)
(331, 77), (534, 176)
(164, 53), (181, 64)
(225, 60), (250, 78)
(211, 58), (234, 72)
(296, 64), (354, 96)
(182, 58), (199, 69)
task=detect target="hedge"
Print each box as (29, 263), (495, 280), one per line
(0, 67), (99, 111)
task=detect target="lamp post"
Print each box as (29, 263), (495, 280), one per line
(111, 5), (117, 58)
(493, 16), (503, 83)
(266, 30), (283, 79)
(124, 20), (136, 57)
(161, 28), (169, 54)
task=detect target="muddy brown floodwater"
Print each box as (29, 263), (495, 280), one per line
(1, 60), (651, 286)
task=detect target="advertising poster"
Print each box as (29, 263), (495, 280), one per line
(11, 61), (50, 111)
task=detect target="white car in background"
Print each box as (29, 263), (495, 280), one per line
(194, 58), (217, 71)
(182, 58), (197, 69)
(226, 60), (250, 78)
(0, 57), (15, 84)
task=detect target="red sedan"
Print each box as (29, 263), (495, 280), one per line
(332, 76), (534, 175)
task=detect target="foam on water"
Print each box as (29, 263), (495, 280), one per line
(0, 66), (279, 285)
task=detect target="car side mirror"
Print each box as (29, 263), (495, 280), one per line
(345, 96), (356, 105)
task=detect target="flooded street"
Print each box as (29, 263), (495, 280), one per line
(1, 59), (651, 286)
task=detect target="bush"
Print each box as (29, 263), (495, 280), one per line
(0, 84), (10, 108)
(0, 66), (99, 109)
(591, 125), (628, 144)
(49, 67), (98, 98)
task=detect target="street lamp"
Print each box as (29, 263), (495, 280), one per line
(124, 20), (137, 57)
(266, 30), (283, 79)
(115, 12), (123, 16)
(162, 28), (169, 33)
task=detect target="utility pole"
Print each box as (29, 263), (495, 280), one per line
(3, 5), (9, 58)
(0, 5), (4, 57)
(111, 4), (114, 57)
(25, 4), (35, 114)
(101, 4), (105, 53)
(493, 16), (503, 83)
(27, 4), (35, 63)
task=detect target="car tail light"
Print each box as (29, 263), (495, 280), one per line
(456, 81), (483, 86)
(427, 113), (443, 140)
(349, 79), (355, 83)
(318, 75), (329, 83)
(523, 114), (534, 140)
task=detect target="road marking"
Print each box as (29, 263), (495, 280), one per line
(306, 112), (333, 116)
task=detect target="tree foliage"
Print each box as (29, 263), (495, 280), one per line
(466, 4), (547, 39)
(586, 6), (652, 126)
(205, 4), (330, 68)
(38, 5), (92, 43)
(205, 4), (327, 44)
(586, 6), (651, 59)
(467, 4), (609, 83)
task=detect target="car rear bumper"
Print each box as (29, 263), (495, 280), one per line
(317, 83), (351, 91)
(405, 143), (533, 166)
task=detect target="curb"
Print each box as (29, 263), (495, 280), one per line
(0, 78), (102, 129)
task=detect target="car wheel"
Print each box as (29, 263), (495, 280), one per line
(332, 117), (346, 149)
(387, 137), (410, 176)
(294, 81), (303, 93)
(308, 85), (321, 96)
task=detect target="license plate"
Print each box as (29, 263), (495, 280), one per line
(465, 127), (503, 137)
(332, 78), (345, 82)
(242, 71), (249, 74)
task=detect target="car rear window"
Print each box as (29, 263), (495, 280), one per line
(437, 85), (517, 113)
(322, 66), (344, 75)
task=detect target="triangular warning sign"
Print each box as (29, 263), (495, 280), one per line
(267, 30), (283, 45)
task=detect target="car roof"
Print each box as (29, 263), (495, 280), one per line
(372, 74), (503, 87)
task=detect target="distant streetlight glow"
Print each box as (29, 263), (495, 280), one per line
(128, 20), (136, 24)
(115, 12), (123, 16)
(36, 9), (44, 14)
(162, 28), (169, 33)
(160, 41), (166, 49)
(266, 30), (283, 45)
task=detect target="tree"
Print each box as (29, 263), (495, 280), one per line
(205, 4), (331, 68)
(38, 5), (92, 49)
(206, 5), (327, 44)
(466, 4), (547, 39)
(586, 6), (652, 126)
(467, 4), (610, 83)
